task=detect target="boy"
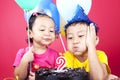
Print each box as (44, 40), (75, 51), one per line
(63, 18), (119, 80)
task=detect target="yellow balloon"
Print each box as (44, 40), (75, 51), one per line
(60, 16), (66, 36)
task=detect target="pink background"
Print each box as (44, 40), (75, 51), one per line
(0, 0), (120, 79)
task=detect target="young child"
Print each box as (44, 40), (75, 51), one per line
(63, 18), (119, 80)
(13, 13), (59, 80)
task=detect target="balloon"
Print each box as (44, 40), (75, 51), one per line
(52, 0), (56, 4)
(60, 16), (66, 36)
(56, 0), (92, 36)
(15, 0), (40, 10)
(24, 0), (60, 33)
(56, 0), (92, 22)
(56, 0), (78, 22)
(76, 0), (92, 15)
(24, 0), (52, 23)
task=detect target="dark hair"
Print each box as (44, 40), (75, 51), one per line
(26, 12), (55, 43)
(64, 19), (99, 36)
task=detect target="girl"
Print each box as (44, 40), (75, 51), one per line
(13, 13), (59, 80)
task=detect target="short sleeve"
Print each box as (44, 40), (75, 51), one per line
(97, 50), (111, 73)
(13, 48), (25, 67)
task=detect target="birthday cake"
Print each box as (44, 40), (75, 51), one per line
(35, 67), (90, 80)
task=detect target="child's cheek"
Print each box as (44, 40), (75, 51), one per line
(67, 44), (72, 51)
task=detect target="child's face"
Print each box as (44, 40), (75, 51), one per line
(66, 23), (88, 56)
(30, 16), (56, 46)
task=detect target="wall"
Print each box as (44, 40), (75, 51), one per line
(0, 0), (120, 79)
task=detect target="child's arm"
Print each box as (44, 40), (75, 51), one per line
(14, 47), (34, 80)
(86, 23), (108, 80)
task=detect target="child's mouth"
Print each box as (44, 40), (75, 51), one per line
(73, 46), (79, 51)
(44, 38), (51, 42)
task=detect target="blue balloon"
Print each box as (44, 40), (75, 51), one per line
(49, 3), (60, 33)
(24, 0), (60, 33)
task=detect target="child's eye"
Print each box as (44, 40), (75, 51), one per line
(50, 28), (55, 33)
(78, 35), (84, 38)
(50, 30), (54, 33)
(39, 29), (45, 31)
(67, 37), (73, 39)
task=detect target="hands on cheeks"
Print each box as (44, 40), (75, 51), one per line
(86, 24), (120, 80)
(86, 23), (97, 48)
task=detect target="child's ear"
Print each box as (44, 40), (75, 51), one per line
(96, 36), (99, 46)
(27, 30), (33, 38)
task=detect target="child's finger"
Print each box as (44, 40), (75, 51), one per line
(29, 75), (35, 80)
(107, 74), (119, 80)
(90, 23), (96, 35)
(29, 46), (35, 54)
(30, 71), (35, 76)
(87, 25), (90, 36)
(85, 26), (90, 45)
(29, 71), (35, 80)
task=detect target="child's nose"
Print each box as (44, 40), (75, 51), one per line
(44, 31), (50, 36)
(73, 38), (79, 44)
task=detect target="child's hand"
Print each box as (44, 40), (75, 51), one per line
(22, 46), (34, 63)
(29, 71), (35, 80)
(86, 23), (97, 48)
(106, 74), (120, 80)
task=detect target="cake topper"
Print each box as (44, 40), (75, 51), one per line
(56, 55), (66, 71)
